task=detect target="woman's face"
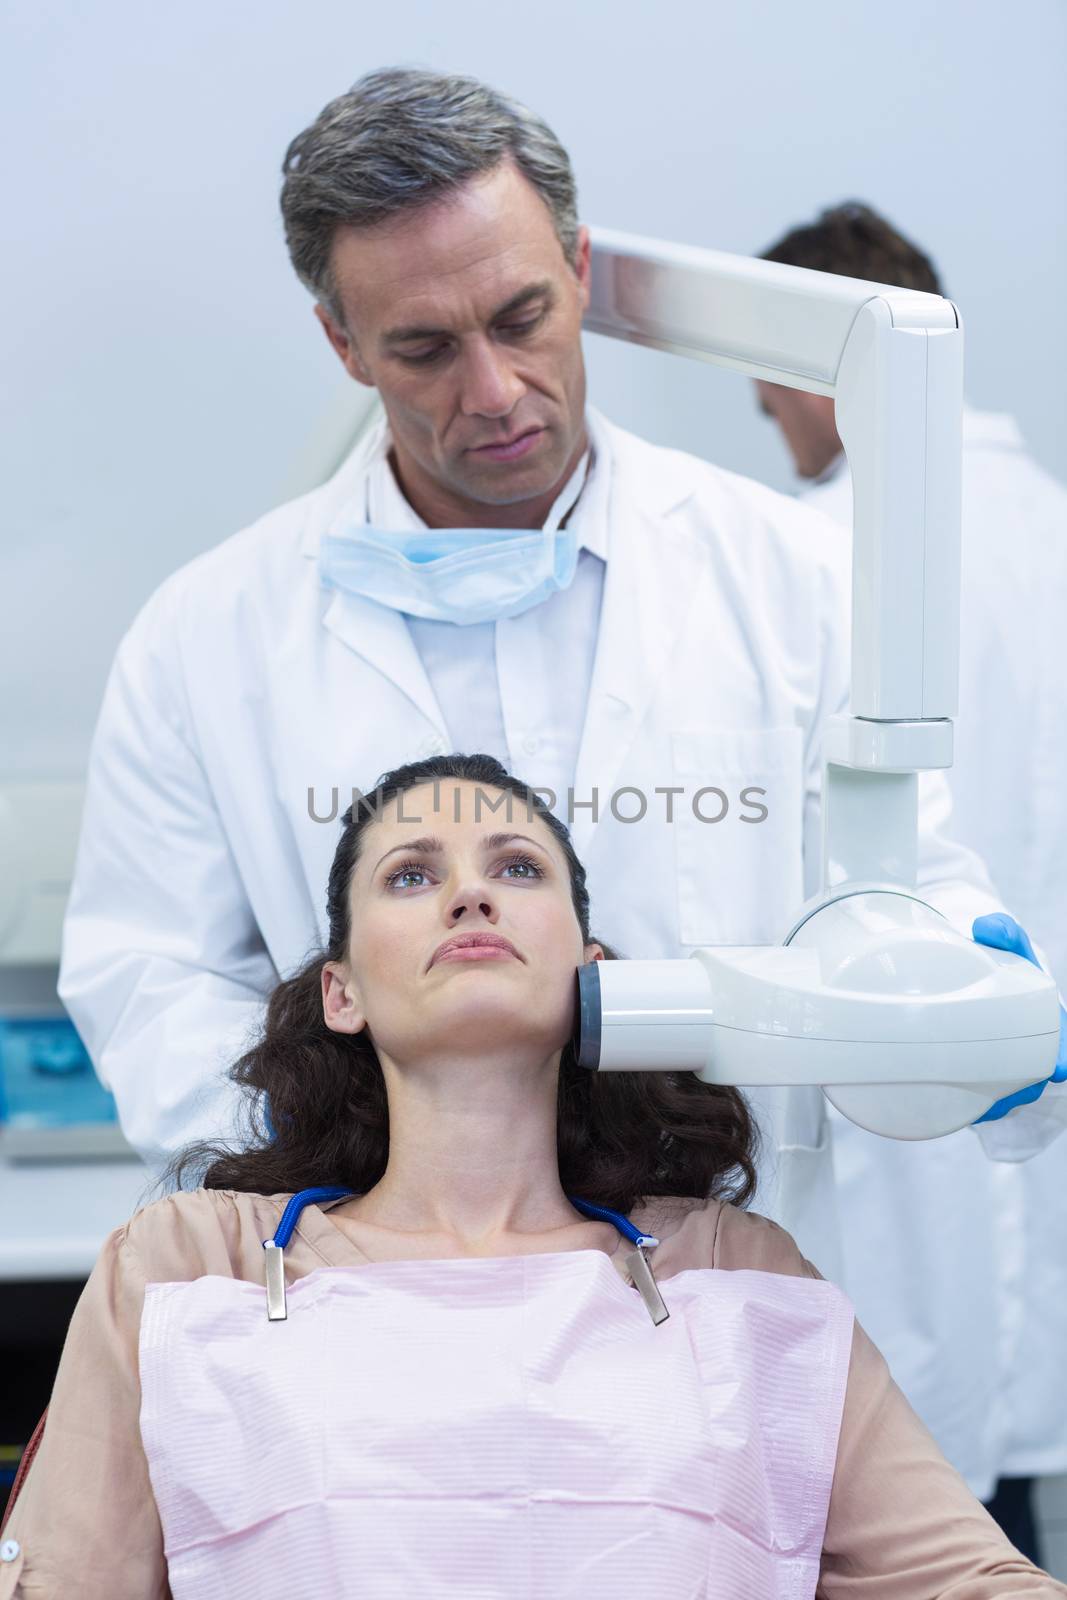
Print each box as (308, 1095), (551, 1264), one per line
(322, 780), (603, 1067)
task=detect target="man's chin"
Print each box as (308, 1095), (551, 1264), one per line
(451, 457), (573, 510)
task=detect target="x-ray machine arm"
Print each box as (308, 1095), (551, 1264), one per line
(574, 227), (1059, 1139)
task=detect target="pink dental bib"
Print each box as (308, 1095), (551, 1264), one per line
(138, 1248), (853, 1599)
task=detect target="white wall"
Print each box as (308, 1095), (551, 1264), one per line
(4, 0), (1065, 777)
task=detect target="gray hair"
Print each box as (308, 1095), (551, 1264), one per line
(280, 67), (580, 326)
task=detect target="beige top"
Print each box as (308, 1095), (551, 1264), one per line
(2, 1188), (1064, 1599)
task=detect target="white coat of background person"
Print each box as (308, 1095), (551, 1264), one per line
(756, 203), (1067, 1522)
(60, 73), (1044, 1293)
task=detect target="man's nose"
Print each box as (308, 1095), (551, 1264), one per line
(458, 339), (525, 419)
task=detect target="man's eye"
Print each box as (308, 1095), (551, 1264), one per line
(402, 345), (448, 366)
(499, 317), (542, 338)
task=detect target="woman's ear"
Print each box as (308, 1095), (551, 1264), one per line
(582, 941), (606, 964)
(322, 961), (367, 1035)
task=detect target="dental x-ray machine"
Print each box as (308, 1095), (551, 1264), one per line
(572, 228), (1060, 1139)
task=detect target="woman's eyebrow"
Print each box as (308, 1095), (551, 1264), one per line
(372, 832), (549, 874)
(477, 831), (550, 858)
(373, 835), (442, 873)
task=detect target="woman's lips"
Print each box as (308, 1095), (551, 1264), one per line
(470, 428), (544, 462)
(432, 946), (518, 965)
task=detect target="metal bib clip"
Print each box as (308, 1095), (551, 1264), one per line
(264, 1240), (287, 1321)
(262, 1186), (357, 1321)
(626, 1241), (670, 1325)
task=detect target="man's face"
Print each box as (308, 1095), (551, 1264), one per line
(316, 160), (591, 521)
(755, 380), (842, 480)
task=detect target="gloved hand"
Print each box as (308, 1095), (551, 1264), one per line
(971, 912), (1067, 1123)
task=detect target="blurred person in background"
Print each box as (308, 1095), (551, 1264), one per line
(756, 200), (1067, 1563)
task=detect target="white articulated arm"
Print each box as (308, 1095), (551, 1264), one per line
(578, 228), (1059, 1137)
(587, 226), (961, 768)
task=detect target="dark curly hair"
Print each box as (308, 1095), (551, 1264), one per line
(168, 752), (758, 1213)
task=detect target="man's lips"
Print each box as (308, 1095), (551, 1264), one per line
(468, 427), (544, 461)
(429, 932), (521, 968)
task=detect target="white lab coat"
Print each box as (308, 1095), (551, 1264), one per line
(61, 409), (1009, 1289)
(800, 407), (1067, 1488)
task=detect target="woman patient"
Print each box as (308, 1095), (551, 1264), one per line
(3, 751), (1064, 1599)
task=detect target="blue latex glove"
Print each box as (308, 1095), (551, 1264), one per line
(971, 912), (1067, 1123)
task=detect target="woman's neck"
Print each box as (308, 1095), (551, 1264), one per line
(343, 1050), (588, 1251)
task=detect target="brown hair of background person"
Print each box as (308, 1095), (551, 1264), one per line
(167, 751), (759, 1212)
(755, 201), (946, 478)
(761, 200), (944, 294)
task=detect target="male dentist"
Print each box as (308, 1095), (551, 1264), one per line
(62, 71), (1032, 1280)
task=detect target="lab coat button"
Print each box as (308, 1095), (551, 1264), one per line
(522, 735), (540, 755)
(0, 1541), (20, 1562)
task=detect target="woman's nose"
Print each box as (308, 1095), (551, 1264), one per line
(444, 875), (499, 924)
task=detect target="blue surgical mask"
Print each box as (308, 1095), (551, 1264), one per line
(318, 452), (589, 627)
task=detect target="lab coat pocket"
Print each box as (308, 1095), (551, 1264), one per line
(671, 727), (804, 947)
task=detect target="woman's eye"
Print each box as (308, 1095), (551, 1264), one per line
(384, 860), (432, 889)
(500, 853), (543, 879)
(384, 853), (543, 890)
